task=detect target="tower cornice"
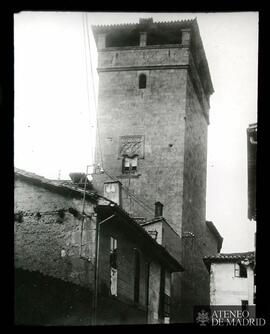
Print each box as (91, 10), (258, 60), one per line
(97, 64), (189, 72)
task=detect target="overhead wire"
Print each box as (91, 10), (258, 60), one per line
(83, 14), (155, 217)
(82, 13), (96, 165)
(102, 168), (155, 215)
(84, 12), (104, 168)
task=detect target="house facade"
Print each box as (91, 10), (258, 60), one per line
(14, 168), (183, 325)
(203, 252), (255, 306)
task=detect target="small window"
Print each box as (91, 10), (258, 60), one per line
(234, 263), (247, 278)
(110, 237), (118, 296)
(134, 249), (140, 303)
(123, 156), (138, 174)
(139, 73), (146, 89)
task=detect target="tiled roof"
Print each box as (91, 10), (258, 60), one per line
(14, 168), (99, 203)
(96, 205), (184, 273)
(92, 18), (196, 31)
(204, 251), (255, 262)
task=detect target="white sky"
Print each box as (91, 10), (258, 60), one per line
(14, 11), (258, 253)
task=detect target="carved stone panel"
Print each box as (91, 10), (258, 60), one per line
(118, 135), (144, 158)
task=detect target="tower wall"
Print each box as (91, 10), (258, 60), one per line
(174, 73), (211, 321)
(93, 46), (190, 236)
(92, 19), (215, 323)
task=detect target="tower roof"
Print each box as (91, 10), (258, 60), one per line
(92, 17), (214, 96)
(92, 17), (196, 33)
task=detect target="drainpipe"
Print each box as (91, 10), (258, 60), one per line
(92, 213), (115, 325)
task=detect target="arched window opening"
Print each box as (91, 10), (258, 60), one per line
(139, 74), (147, 89)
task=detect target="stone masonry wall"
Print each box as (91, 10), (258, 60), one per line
(93, 65), (188, 236)
(97, 47), (189, 69)
(177, 74), (217, 322)
(15, 177), (176, 325)
(92, 35), (216, 323)
(14, 178), (97, 290)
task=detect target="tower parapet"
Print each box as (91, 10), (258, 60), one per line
(92, 18), (214, 107)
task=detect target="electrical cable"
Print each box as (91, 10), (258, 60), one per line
(103, 168), (155, 214)
(82, 13), (96, 165)
(84, 13), (104, 168)
(83, 15), (155, 217)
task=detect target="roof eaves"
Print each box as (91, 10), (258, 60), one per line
(143, 216), (180, 237)
(14, 168), (98, 203)
(96, 204), (184, 272)
(204, 251), (255, 262)
(92, 18), (196, 32)
(203, 251), (255, 272)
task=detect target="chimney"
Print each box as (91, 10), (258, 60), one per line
(104, 181), (122, 206)
(69, 172), (93, 190)
(69, 172), (87, 185)
(155, 201), (163, 218)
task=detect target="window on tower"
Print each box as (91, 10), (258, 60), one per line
(123, 156), (138, 174)
(139, 73), (147, 89)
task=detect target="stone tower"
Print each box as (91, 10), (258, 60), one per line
(92, 18), (215, 322)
